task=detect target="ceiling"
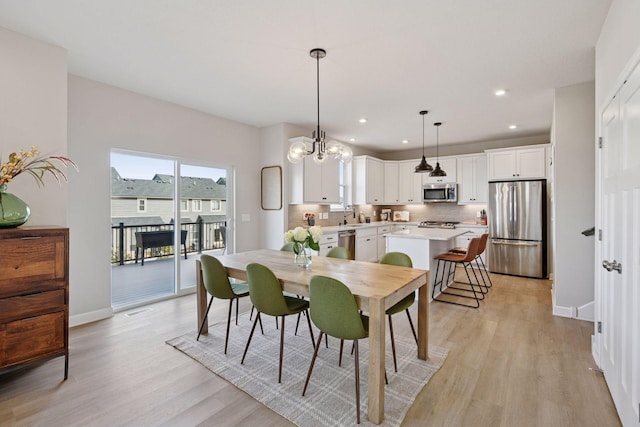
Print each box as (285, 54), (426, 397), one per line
(0, 0), (611, 152)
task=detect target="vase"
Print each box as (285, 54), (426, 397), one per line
(294, 245), (312, 269)
(0, 185), (31, 228)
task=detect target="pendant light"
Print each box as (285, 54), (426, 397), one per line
(429, 122), (447, 176)
(287, 48), (352, 164)
(414, 110), (433, 173)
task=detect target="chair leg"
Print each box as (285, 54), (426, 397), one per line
(241, 312), (260, 364)
(250, 305), (254, 320)
(354, 339), (361, 424)
(225, 299), (233, 354)
(258, 313), (264, 335)
(406, 309), (418, 345)
(339, 339), (344, 367)
(197, 295), (214, 341)
(235, 297), (240, 325)
(278, 315), (285, 383)
(295, 312), (301, 336)
(304, 309), (315, 348)
(302, 331), (325, 396)
(388, 315), (398, 373)
(478, 256), (493, 288)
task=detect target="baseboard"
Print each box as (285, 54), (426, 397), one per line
(576, 301), (595, 321)
(70, 307), (113, 327)
(551, 294), (595, 321)
(552, 304), (574, 318)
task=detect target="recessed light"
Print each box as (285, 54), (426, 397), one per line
(358, 118), (368, 124)
(509, 124), (517, 130)
(350, 138), (356, 142)
(495, 89), (507, 97)
(401, 139), (409, 144)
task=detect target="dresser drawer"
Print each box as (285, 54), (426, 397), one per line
(0, 289), (66, 323)
(0, 311), (66, 367)
(0, 234), (67, 298)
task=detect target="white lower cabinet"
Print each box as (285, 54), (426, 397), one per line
(377, 225), (391, 260)
(318, 232), (338, 257)
(355, 227), (378, 262)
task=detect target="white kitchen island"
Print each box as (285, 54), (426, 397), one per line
(385, 228), (468, 298)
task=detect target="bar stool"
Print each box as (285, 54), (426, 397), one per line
(448, 233), (493, 290)
(432, 237), (483, 308)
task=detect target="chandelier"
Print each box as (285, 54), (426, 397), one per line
(287, 48), (353, 164)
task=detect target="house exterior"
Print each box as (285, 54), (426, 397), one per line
(110, 167), (227, 262)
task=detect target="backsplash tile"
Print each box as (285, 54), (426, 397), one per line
(287, 203), (486, 229)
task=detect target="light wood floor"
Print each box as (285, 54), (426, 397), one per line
(0, 271), (621, 426)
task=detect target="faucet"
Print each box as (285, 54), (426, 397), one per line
(343, 205), (354, 225)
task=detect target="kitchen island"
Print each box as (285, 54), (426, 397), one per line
(385, 228), (468, 298)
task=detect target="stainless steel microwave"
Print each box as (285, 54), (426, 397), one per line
(422, 183), (457, 203)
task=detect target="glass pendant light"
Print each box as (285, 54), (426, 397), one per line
(415, 110), (433, 173)
(429, 122), (447, 177)
(287, 48), (352, 164)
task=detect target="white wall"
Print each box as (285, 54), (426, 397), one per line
(595, 0), (640, 110)
(0, 27), (67, 226)
(68, 75), (261, 324)
(552, 81), (596, 318)
(382, 134), (549, 161)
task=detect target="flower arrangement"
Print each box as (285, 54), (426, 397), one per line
(1, 146), (77, 188)
(283, 226), (322, 255)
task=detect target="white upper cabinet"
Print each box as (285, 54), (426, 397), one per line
(290, 142), (341, 204)
(457, 154), (488, 204)
(398, 160), (423, 203)
(384, 162), (400, 203)
(353, 156), (384, 204)
(486, 145), (548, 180)
(423, 157), (457, 183)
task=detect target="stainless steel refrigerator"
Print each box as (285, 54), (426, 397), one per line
(487, 179), (547, 278)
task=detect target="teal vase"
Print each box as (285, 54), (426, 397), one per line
(0, 185), (31, 228)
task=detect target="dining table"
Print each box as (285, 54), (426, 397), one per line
(195, 249), (429, 425)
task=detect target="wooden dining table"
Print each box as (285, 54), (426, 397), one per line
(195, 249), (429, 425)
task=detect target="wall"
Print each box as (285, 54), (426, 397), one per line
(552, 81), (596, 319)
(381, 134), (549, 161)
(68, 76), (261, 325)
(0, 27), (67, 226)
(595, 0), (640, 110)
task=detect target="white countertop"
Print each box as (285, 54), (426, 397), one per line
(385, 227), (467, 241)
(319, 222), (419, 233)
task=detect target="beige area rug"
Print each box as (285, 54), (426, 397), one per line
(167, 312), (447, 426)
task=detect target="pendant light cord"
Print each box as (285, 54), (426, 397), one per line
(422, 113), (425, 155)
(436, 124), (439, 160)
(316, 53), (320, 141)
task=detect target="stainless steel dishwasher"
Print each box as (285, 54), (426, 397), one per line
(338, 229), (356, 260)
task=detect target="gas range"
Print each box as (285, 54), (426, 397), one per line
(418, 221), (460, 229)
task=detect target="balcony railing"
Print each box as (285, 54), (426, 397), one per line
(111, 219), (226, 265)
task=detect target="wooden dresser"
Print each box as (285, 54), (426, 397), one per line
(0, 226), (69, 379)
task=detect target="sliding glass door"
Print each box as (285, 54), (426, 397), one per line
(178, 163), (228, 290)
(110, 151), (228, 309)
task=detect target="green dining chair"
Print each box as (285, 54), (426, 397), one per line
(326, 246), (350, 259)
(302, 275), (369, 424)
(241, 263), (315, 383)
(280, 242), (296, 252)
(380, 252), (418, 373)
(295, 245), (350, 337)
(197, 255), (253, 354)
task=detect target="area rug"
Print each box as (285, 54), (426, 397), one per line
(167, 312), (447, 426)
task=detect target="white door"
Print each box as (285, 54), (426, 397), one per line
(598, 59), (640, 426)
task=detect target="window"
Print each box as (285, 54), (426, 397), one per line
(330, 161), (352, 211)
(137, 198), (147, 213)
(180, 199), (188, 212)
(210, 200), (221, 211)
(192, 199), (202, 212)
